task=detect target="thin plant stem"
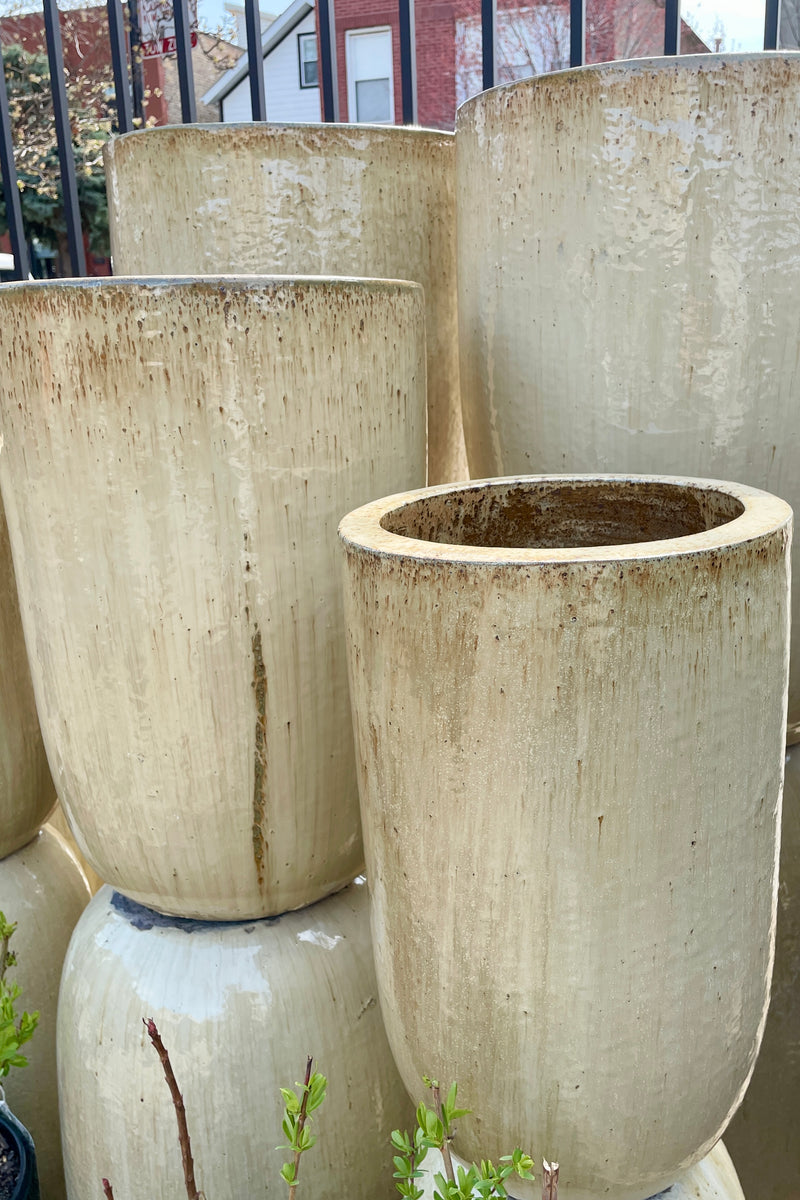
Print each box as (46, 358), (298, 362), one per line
(288, 1056), (314, 1200)
(431, 1082), (455, 1184)
(542, 1159), (559, 1200)
(101, 1179), (114, 1200)
(144, 1018), (202, 1200)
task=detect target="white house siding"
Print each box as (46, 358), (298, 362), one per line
(221, 10), (321, 122)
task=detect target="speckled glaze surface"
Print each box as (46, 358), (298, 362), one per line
(457, 53), (800, 738)
(340, 475), (791, 1200)
(418, 1142), (744, 1200)
(0, 499), (56, 858)
(58, 878), (412, 1200)
(0, 278), (426, 919)
(725, 744), (800, 1198)
(0, 828), (91, 1200)
(105, 123), (466, 484)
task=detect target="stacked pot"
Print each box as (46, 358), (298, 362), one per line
(450, 50), (800, 1199)
(0, 502), (91, 1197)
(0, 273), (428, 1198)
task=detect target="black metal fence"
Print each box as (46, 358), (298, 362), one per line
(0, 0), (786, 281)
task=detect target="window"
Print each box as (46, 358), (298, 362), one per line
(345, 27), (394, 124)
(298, 31), (319, 88)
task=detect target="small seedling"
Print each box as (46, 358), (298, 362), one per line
(391, 1079), (537, 1200)
(0, 910), (39, 1079)
(278, 1056), (328, 1197)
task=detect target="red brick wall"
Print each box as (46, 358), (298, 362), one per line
(322, 0), (708, 130)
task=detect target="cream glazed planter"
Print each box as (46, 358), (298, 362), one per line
(58, 878), (411, 1200)
(0, 827), (91, 1200)
(457, 53), (800, 739)
(339, 475), (791, 1200)
(0, 278), (426, 919)
(105, 123), (467, 484)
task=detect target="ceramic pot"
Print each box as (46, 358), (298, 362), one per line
(457, 53), (800, 739)
(418, 1141), (744, 1200)
(0, 278), (426, 920)
(0, 1098), (39, 1200)
(0, 498), (55, 860)
(340, 474), (791, 1200)
(725, 743), (800, 1198)
(105, 123), (466, 485)
(58, 879), (412, 1200)
(0, 828), (91, 1200)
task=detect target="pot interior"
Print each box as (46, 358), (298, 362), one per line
(379, 480), (745, 549)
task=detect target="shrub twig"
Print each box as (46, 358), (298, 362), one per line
(144, 1018), (203, 1200)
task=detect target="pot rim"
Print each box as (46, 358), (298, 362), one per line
(106, 121), (454, 151)
(0, 275), (423, 301)
(456, 51), (800, 125)
(338, 474), (792, 567)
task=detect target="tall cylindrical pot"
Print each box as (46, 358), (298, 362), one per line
(725, 743), (800, 1197)
(340, 475), (791, 1200)
(58, 879), (412, 1200)
(0, 828), (91, 1200)
(105, 124), (466, 484)
(0, 278), (426, 919)
(457, 53), (800, 738)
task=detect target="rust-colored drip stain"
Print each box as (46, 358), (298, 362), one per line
(251, 626), (268, 888)
(381, 481), (745, 550)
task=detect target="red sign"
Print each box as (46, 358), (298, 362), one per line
(141, 29), (198, 58)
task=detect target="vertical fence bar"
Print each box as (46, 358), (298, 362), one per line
(664, 0), (681, 55)
(764, 0), (781, 48)
(244, 0), (266, 120)
(42, 0), (87, 275)
(172, 0), (197, 123)
(398, 0), (416, 124)
(107, 0), (133, 133)
(0, 50), (31, 279)
(481, 0), (496, 91)
(317, 0), (338, 121)
(127, 0), (145, 124)
(570, 0), (585, 66)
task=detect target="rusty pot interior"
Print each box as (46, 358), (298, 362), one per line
(379, 480), (745, 550)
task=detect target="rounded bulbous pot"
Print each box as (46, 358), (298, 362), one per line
(725, 743), (800, 1198)
(457, 53), (800, 739)
(105, 123), (466, 484)
(0, 278), (426, 919)
(418, 1141), (744, 1200)
(0, 828), (91, 1200)
(58, 879), (412, 1200)
(340, 475), (791, 1200)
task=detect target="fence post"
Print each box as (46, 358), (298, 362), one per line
(570, 0), (585, 66)
(764, 0), (781, 49)
(244, 0), (267, 121)
(399, 0), (417, 124)
(664, 0), (681, 55)
(317, 0), (338, 121)
(481, 0), (495, 91)
(107, 0), (133, 133)
(172, 0), (197, 123)
(0, 49), (31, 279)
(42, 0), (87, 276)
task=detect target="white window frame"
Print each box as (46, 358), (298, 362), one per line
(345, 25), (394, 124)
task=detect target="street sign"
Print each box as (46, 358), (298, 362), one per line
(140, 0), (199, 58)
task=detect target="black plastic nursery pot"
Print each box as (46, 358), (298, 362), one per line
(0, 1103), (39, 1200)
